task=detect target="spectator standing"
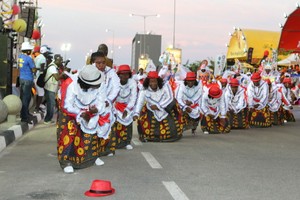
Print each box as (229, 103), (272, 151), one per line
(32, 46), (46, 113)
(18, 42), (36, 124)
(44, 54), (64, 124)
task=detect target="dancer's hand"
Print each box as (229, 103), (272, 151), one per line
(80, 112), (90, 122)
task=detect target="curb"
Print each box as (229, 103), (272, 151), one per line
(0, 113), (43, 153)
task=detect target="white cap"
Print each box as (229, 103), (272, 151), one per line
(40, 45), (53, 54)
(21, 42), (33, 51)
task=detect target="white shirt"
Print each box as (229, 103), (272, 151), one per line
(104, 66), (120, 104)
(114, 78), (138, 126)
(34, 54), (46, 77)
(44, 64), (59, 93)
(247, 80), (269, 110)
(225, 86), (247, 114)
(175, 82), (202, 119)
(64, 81), (112, 139)
(134, 83), (173, 121)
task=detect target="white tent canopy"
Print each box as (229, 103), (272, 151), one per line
(277, 53), (300, 66)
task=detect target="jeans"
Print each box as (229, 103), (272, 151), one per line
(44, 89), (56, 122)
(20, 79), (33, 121)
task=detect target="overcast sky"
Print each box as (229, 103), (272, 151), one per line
(38, 0), (297, 69)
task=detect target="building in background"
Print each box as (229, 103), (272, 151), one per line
(131, 33), (161, 71)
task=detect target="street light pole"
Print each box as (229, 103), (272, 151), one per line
(173, 0), (176, 49)
(105, 29), (115, 63)
(130, 13), (159, 56)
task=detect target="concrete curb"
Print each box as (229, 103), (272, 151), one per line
(0, 113), (43, 153)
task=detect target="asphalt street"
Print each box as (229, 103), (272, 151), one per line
(0, 107), (300, 200)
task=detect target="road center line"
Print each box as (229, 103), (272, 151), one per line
(141, 152), (162, 169)
(162, 181), (190, 200)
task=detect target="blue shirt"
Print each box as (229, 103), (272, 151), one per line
(18, 54), (35, 81)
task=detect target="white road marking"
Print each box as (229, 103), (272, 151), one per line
(132, 138), (143, 146)
(162, 181), (190, 200)
(141, 152), (162, 169)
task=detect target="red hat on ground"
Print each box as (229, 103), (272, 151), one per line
(147, 71), (159, 79)
(117, 64), (131, 74)
(84, 180), (115, 197)
(185, 72), (196, 81)
(229, 78), (239, 86)
(282, 77), (292, 84)
(251, 72), (261, 82)
(265, 79), (271, 85)
(220, 78), (228, 84)
(209, 85), (222, 98)
(33, 46), (40, 53)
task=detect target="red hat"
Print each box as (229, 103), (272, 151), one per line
(265, 79), (271, 85)
(220, 78), (228, 84)
(282, 77), (292, 84)
(147, 71), (159, 79)
(117, 64), (131, 74)
(185, 72), (196, 81)
(263, 50), (269, 57)
(251, 72), (261, 82)
(33, 46), (40, 53)
(229, 78), (239, 86)
(209, 85), (222, 98)
(84, 180), (115, 197)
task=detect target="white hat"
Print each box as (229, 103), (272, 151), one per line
(78, 65), (105, 86)
(21, 42), (33, 51)
(40, 45), (53, 54)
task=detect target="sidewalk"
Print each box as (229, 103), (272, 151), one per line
(0, 112), (44, 153)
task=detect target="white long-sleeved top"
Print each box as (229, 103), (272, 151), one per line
(64, 81), (112, 139)
(134, 82), (173, 121)
(225, 86), (247, 114)
(247, 80), (269, 110)
(282, 85), (293, 110)
(175, 82), (202, 119)
(268, 83), (291, 112)
(200, 89), (227, 119)
(104, 66), (120, 105)
(114, 78), (138, 126)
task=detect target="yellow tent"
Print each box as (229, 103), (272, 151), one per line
(226, 29), (280, 63)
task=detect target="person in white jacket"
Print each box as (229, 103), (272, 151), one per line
(200, 84), (230, 134)
(57, 65), (111, 173)
(281, 77), (296, 122)
(92, 51), (120, 156)
(133, 71), (184, 142)
(247, 72), (271, 128)
(225, 78), (249, 129)
(266, 79), (292, 125)
(113, 65), (138, 150)
(175, 72), (202, 134)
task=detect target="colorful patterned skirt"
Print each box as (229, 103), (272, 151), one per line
(111, 122), (133, 149)
(137, 101), (184, 142)
(183, 113), (200, 132)
(270, 106), (285, 125)
(99, 129), (116, 156)
(201, 115), (231, 134)
(248, 107), (272, 128)
(283, 109), (296, 122)
(56, 110), (101, 169)
(229, 108), (249, 129)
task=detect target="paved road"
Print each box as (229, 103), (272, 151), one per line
(0, 107), (300, 200)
